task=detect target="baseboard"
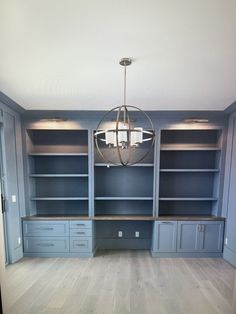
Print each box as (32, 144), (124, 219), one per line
(151, 251), (223, 258)
(223, 246), (236, 267)
(23, 251), (95, 258)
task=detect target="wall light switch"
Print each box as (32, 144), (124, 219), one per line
(225, 237), (228, 245)
(12, 195), (17, 203)
(18, 237), (21, 245)
(118, 231), (123, 238)
(135, 231), (140, 238)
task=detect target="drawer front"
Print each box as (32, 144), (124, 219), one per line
(23, 221), (69, 237)
(70, 228), (92, 237)
(70, 237), (92, 252)
(70, 220), (92, 229)
(24, 237), (69, 253)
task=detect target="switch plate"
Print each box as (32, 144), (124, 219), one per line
(118, 231), (123, 238)
(18, 237), (21, 245)
(135, 231), (140, 238)
(12, 195), (17, 203)
(225, 237), (228, 245)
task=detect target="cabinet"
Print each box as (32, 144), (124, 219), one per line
(152, 220), (224, 256)
(159, 129), (222, 217)
(177, 221), (224, 253)
(152, 221), (177, 252)
(22, 219), (94, 256)
(26, 130), (89, 216)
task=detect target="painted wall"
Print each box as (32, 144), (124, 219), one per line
(223, 110), (236, 267)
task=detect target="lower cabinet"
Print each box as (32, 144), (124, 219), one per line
(177, 221), (224, 253)
(22, 220), (94, 257)
(23, 218), (224, 257)
(152, 221), (177, 252)
(152, 220), (224, 256)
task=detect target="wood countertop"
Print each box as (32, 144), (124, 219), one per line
(22, 215), (225, 221)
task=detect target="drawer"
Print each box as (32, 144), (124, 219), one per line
(70, 237), (92, 252)
(70, 228), (92, 237)
(24, 237), (69, 253)
(23, 221), (69, 237)
(70, 220), (92, 229)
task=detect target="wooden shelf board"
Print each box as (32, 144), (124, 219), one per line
(31, 197), (89, 201)
(159, 197), (218, 201)
(95, 197), (153, 201)
(94, 163), (154, 167)
(22, 215), (225, 221)
(160, 144), (221, 151)
(160, 169), (220, 172)
(28, 153), (88, 156)
(29, 174), (88, 177)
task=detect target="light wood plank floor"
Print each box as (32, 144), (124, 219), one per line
(3, 250), (236, 314)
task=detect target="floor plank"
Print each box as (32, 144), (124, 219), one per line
(3, 251), (236, 314)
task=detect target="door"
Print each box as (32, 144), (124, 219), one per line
(177, 221), (200, 252)
(2, 113), (23, 263)
(153, 221), (177, 252)
(198, 221), (224, 252)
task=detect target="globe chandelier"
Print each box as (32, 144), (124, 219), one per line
(94, 58), (155, 166)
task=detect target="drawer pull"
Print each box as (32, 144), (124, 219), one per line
(75, 244), (86, 247)
(76, 232), (85, 234)
(36, 243), (54, 247)
(198, 224), (205, 232)
(161, 222), (173, 224)
(76, 224), (86, 226)
(36, 227), (54, 231)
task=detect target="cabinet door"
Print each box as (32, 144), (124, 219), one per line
(153, 221), (177, 252)
(177, 221), (200, 252)
(199, 221), (224, 252)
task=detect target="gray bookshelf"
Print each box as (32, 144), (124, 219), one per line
(158, 129), (222, 217)
(26, 129), (89, 216)
(94, 139), (155, 217)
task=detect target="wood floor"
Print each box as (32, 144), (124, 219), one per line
(3, 250), (236, 314)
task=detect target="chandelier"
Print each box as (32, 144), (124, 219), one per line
(94, 58), (155, 166)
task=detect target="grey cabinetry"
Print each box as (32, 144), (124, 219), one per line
(152, 221), (177, 252)
(177, 221), (199, 252)
(23, 219), (94, 256)
(199, 221), (224, 252)
(69, 220), (93, 253)
(23, 221), (69, 253)
(177, 221), (224, 253)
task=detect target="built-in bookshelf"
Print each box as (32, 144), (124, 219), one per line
(94, 139), (155, 216)
(158, 129), (222, 216)
(26, 130), (89, 216)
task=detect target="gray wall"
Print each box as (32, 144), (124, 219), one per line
(222, 110), (236, 267)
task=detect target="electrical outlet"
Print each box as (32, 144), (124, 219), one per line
(225, 237), (228, 245)
(118, 231), (123, 238)
(12, 195), (17, 203)
(135, 231), (140, 238)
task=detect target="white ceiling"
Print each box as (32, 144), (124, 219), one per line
(0, 0), (236, 111)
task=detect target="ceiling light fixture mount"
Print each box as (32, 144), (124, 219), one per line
(94, 57), (155, 166)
